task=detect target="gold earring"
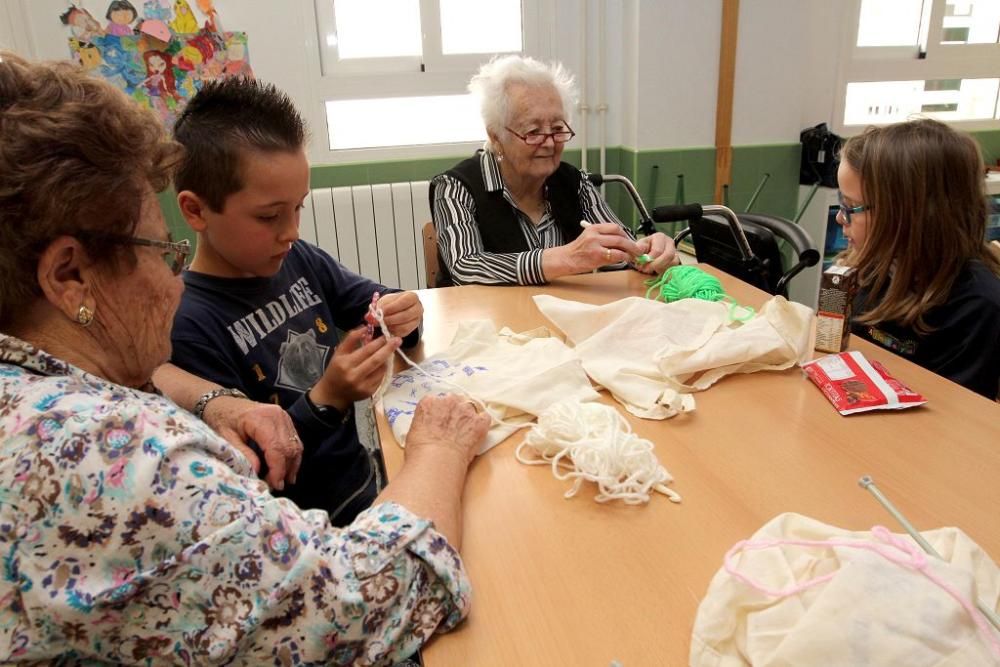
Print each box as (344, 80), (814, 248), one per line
(76, 304), (94, 327)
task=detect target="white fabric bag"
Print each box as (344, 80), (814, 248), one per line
(380, 320), (600, 454)
(533, 295), (813, 419)
(691, 513), (1000, 666)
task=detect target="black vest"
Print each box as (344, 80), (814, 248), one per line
(429, 152), (584, 286)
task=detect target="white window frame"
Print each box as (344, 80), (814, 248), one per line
(305, 0), (555, 164)
(834, 0), (1000, 135)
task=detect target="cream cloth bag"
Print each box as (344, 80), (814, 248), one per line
(691, 513), (1000, 666)
(380, 320), (600, 454)
(532, 295), (813, 419)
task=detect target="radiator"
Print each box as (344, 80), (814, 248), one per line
(300, 181), (432, 290)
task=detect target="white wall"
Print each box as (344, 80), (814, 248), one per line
(798, 1), (851, 133)
(1, 1), (36, 55)
(8, 0), (840, 162)
(732, 0), (811, 145)
(632, 1), (722, 149)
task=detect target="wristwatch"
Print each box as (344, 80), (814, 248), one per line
(304, 390), (353, 426)
(193, 387), (248, 420)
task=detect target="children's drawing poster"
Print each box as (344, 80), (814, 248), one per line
(59, 1), (252, 130)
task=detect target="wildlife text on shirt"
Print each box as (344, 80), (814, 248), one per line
(226, 277), (323, 355)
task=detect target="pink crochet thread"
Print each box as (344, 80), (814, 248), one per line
(723, 525), (1000, 659)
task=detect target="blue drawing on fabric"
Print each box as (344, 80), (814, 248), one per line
(386, 401), (419, 427)
(461, 365), (489, 376)
(428, 359), (452, 371)
(390, 372), (416, 389)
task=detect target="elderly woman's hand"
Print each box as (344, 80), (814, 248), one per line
(203, 397), (303, 491)
(633, 232), (680, 274)
(545, 222), (642, 278)
(406, 394), (491, 467)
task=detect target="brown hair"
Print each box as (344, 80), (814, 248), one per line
(840, 118), (1000, 334)
(0, 52), (182, 328)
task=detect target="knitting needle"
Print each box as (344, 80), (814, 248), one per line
(859, 475), (1000, 633)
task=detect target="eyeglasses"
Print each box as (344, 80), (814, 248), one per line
(505, 124), (576, 146)
(128, 236), (191, 275)
(837, 192), (870, 227)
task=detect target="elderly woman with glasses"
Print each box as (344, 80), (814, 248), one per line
(430, 55), (677, 286)
(0, 53), (491, 664)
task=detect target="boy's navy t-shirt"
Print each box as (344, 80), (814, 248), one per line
(170, 241), (414, 525)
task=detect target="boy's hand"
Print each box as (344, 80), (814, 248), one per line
(310, 327), (400, 412)
(376, 291), (423, 339)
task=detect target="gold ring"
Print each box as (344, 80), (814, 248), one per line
(464, 399), (482, 413)
(605, 248), (612, 262)
(289, 434), (300, 442)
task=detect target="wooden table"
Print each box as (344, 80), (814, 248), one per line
(376, 268), (1000, 667)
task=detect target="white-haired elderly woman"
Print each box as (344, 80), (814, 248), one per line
(430, 54), (677, 286)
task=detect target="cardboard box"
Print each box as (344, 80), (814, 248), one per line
(815, 264), (858, 353)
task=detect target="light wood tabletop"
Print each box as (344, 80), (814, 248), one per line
(376, 268), (1000, 667)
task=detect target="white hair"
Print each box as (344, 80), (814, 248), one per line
(468, 55), (578, 152)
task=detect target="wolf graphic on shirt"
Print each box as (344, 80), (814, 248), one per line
(275, 329), (330, 391)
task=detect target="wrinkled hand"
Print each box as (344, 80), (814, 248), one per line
(633, 231), (679, 274)
(406, 394), (491, 466)
(310, 327), (400, 412)
(202, 397), (303, 491)
(376, 291), (423, 339)
(559, 222), (642, 274)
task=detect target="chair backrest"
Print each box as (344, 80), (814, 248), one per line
(422, 221), (440, 288)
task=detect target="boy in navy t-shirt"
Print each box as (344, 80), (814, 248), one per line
(169, 78), (423, 525)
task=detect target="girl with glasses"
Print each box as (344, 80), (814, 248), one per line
(837, 118), (1000, 399)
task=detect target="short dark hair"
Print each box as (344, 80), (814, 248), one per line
(105, 0), (137, 22)
(173, 77), (306, 212)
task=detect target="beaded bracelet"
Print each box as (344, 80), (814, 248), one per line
(193, 387), (248, 420)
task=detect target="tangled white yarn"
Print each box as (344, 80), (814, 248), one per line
(373, 302), (682, 506)
(517, 400), (682, 505)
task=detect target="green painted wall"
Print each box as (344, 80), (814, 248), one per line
(971, 128), (1000, 166)
(163, 129), (1000, 250)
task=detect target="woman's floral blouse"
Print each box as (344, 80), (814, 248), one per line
(0, 335), (471, 665)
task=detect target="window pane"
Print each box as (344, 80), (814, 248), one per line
(844, 78), (1000, 125)
(325, 95), (486, 149)
(857, 0), (926, 47)
(333, 0), (421, 59)
(940, 0), (1000, 44)
(440, 0), (522, 54)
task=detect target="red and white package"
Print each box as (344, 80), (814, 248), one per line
(802, 350), (926, 415)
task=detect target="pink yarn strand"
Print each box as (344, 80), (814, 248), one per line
(722, 525), (1000, 659)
